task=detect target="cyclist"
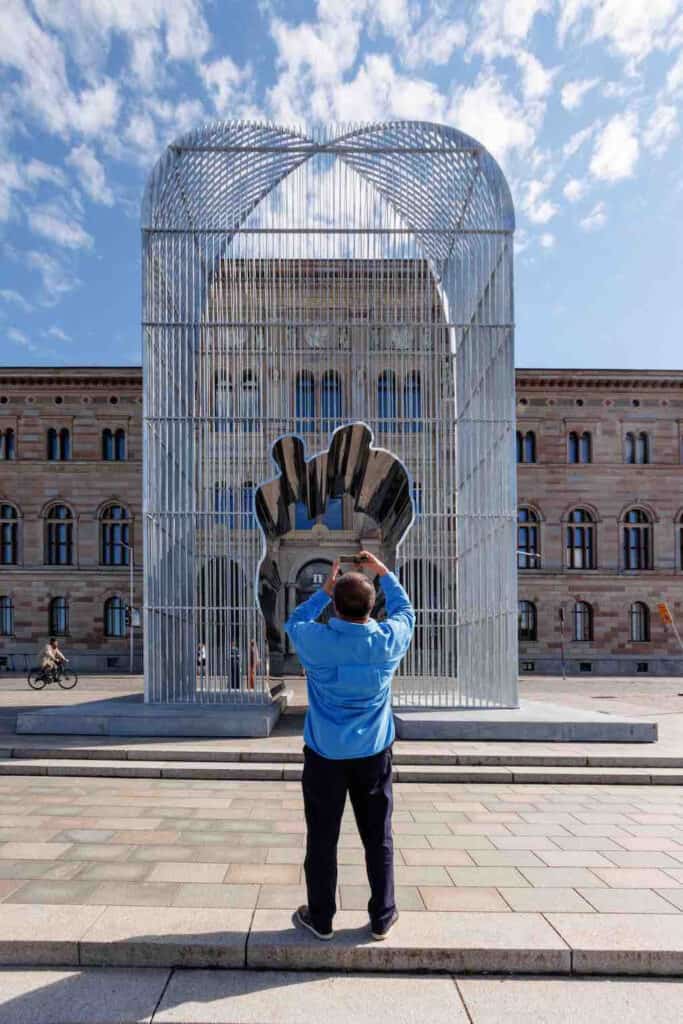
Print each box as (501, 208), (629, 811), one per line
(39, 637), (67, 684)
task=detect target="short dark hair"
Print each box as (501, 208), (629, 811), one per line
(333, 572), (375, 620)
(49, 637), (57, 644)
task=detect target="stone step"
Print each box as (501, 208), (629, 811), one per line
(1, 903), (683, 975)
(2, 743), (682, 768)
(2, 756), (683, 784)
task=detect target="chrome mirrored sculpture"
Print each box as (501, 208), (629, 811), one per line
(142, 120), (518, 707)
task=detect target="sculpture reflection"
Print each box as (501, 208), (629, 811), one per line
(255, 423), (414, 671)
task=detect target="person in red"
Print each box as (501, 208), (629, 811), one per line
(285, 550), (414, 942)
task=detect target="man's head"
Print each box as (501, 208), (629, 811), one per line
(49, 637), (57, 646)
(333, 572), (375, 622)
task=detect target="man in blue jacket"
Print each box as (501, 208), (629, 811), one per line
(285, 550), (415, 942)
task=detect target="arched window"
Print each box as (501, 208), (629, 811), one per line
(568, 431), (591, 464)
(518, 600), (537, 641)
(45, 504), (73, 565)
(630, 602), (650, 642)
(678, 513), (683, 570)
(241, 482), (256, 529)
(102, 429), (114, 461)
(566, 508), (596, 569)
(321, 371), (342, 430)
(295, 371), (315, 433)
(568, 431), (579, 464)
(623, 508), (653, 570)
(214, 372), (233, 433)
(100, 505), (129, 565)
(0, 504), (18, 565)
(104, 595), (126, 637)
(0, 596), (13, 636)
(240, 369), (260, 431)
(115, 429), (126, 460)
(214, 484), (234, 527)
(625, 431), (650, 464)
(523, 431), (536, 463)
(0, 428), (15, 460)
(403, 371), (422, 433)
(518, 507), (540, 569)
(573, 601), (593, 642)
(47, 428), (70, 461)
(377, 370), (398, 432)
(49, 596), (69, 636)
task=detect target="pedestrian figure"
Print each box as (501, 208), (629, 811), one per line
(285, 551), (414, 942)
(229, 640), (241, 691)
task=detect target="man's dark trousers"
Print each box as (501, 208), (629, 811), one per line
(302, 744), (395, 933)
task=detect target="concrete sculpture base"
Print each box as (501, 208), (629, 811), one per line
(16, 692), (290, 738)
(393, 700), (657, 743)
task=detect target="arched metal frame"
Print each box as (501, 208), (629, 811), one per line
(142, 120), (518, 707)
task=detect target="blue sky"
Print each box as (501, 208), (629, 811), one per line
(1, 0), (682, 370)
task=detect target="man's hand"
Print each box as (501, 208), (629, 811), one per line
(323, 559), (341, 596)
(357, 550), (389, 577)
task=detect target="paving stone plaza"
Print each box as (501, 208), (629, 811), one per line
(1, 676), (683, 1019)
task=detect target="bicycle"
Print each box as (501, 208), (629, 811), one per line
(27, 664), (78, 690)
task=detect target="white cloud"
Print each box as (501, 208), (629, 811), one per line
(643, 104), (679, 156)
(0, 159), (26, 220)
(0, 288), (33, 312)
(521, 177), (558, 223)
(25, 160), (67, 187)
(330, 55), (446, 123)
(200, 57), (251, 116)
(528, 198), (558, 223)
(70, 80), (121, 137)
(563, 177), (587, 201)
(517, 51), (556, 101)
(559, 0), (680, 65)
(666, 51), (683, 92)
(46, 325), (72, 342)
(561, 78), (598, 111)
(471, 0), (552, 61)
(562, 121), (599, 159)
(7, 326), (37, 351)
(400, 15), (467, 69)
(589, 112), (639, 181)
(580, 200), (607, 230)
(67, 144), (114, 205)
(448, 72), (538, 167)
(24, 250), (81, 304)
(27, 202), (93, 249)
(539, 232), (555, 248)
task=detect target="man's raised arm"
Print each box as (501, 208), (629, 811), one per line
(357, 550), (415, 658)
(284, 560), (339, 658)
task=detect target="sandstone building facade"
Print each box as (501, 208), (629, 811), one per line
(1, 364), (682, 675)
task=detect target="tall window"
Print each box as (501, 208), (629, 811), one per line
(102, 429), (126, 461)
(214, 484), (234, 527)
(625, 431), (650, 464)
(573, 601), (593, 642)
(377, 370), (398, 432)
(100, 505), (129, 565)
(623, 508), (653, 570)
(47, 427), (70, 461)
(403, 371), (422, 433)
(566, 508), (596, 569)
(630, 602), (650, 642)
(0, 428), (15, 460)
(0, 504), (18, 565)
(518, 507), (540, 569)
(104, 595), (126, 637)
(679, 513), (683, 569)
(321, 371), (342, 430)
(214, 372), (233, 432)
(518, 600), (537, 641)
(0, 596), (13, 636)
(568, 431), (591, 463)
(295, 371), (315, 433)
(516, 430), (536, 463)
(241, 482), (256, 529)
(49, 596), (69, 636)
(241, 369), (260, 431)
(45, 504), (73, 565)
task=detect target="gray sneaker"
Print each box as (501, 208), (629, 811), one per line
(371, 910), (399, 941)
(296, 905), (333, 941)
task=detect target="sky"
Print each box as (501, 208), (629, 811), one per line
(1, 0), (682, 371)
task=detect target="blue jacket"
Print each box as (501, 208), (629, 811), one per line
(285, 572), (415, 760)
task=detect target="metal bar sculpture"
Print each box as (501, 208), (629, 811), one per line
(142, 120), (518, 708)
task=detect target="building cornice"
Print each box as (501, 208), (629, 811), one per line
(515, 368), (683, 391)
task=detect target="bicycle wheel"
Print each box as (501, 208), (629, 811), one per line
(27, 668), (46, 690)
(58, 669), (78, 689)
